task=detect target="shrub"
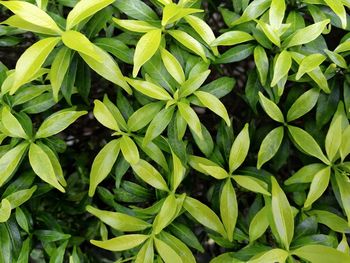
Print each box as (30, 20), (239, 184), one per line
(0, 0), (350, 262)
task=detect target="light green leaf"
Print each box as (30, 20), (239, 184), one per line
(0, 1), (62, 33)
(324, 0), (346, 29)
(66, 0), (115, 30)
(50, 47), (72, 102)
(133, 29), (162, 77)
(220, 180), (237, 241)
(161, 49), (185, 84)
(183, 196), (226, 237)
(304, 166), (331, 208)
(233, 175), (270, 196)
(88, 139), (120, 197)
(197, 163), (229, 179)
(178, 101), (202, 139)
(288, 125), (330, 165)
(36, 109), (87, 138)
(292, 245), (350, 263)
(126, 78), (172, 100)
(80, 45), (131, 94)
(179, 70), (210, 98)
(271, 177), (294, 250)
(120, 135), (140, 165)
(62, 30), (101, 61)
(254, 45), (269, 85)
(287, 88), (320, 122)
(1, 106), (28, 138)
(325, 116), (342, 161)
(258, 92), (284, 122)
(4, 186), (37, 209)
(269, 0), (286, 29)
(128, 102), (164, 132)
(0, 199), (11, 223)
(154, 237), (183, 263)
(284, 20), (330, 48)
(143, 106), (175, 144)
(168, 30), (208, 62)
(0, 142), (28, 187)
(194, 91), (230, 126)
(229, 123), (250, 173)
(257, 20), (280, 47)
(153, 194), (177, 234)
(29, 143), (65, 192)
(249, 206), (269, 242)
(340, 126), (350, 161)
(172, 151), (186, 191)
(131, 159), (169, 191)
(257, 126), (284, 169)
(335, 171), (350, 225)
(91, 234), (149, 251)
(10, 37), (60, 95)
(231, 0), (272, 26)
(296, 54), (326, 80)
(271, 50), (292, 87)
(285, 163), (327, 185)
(135, 239), (154, 263)
(248, 249), (288, 263)
(211, 31), (254, 46)
(86, 205), (151, 231)
(93, 100), (120, 131)
(113, 18), (159, 33)
(308, 210), (350, 233)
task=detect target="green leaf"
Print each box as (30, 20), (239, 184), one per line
(153, 194), (177, 234)
(194, 91), (230, 126)
(0, 1), (62, 33)
(113, 18), (159, 33)
(271, 177), (294, 250)
(269, 0), (286, 29)
(324, 0), (346, 29)
(144, 105), (175, 144)
(89, 139), (120, 196)
(15, 207), (29, 233)
(248, 249), (288, 263)
(258, 92), (284, 122)
(10, 37), (60, 94)
(154, 237), (183, 263)
(335, 171), (350, 225)
(50, 47), (72, 102)
(292, 245), (350, 263)
(114, 0), (158, 21)
(249, 206), (269, 242)
(0, 199), (11, 223)
(257, 126), (284, 169)
(254, 45), (269, 85)
(284, 20), (330, 48)
(231, 0), (271, 26)
(17, 238), (30, 263)
(133, 29), (162, 77)
(340, 126), (350, 162)
(86, 205), (151, 231)
(5, 186), (37, 209)
(214, 43), (255, 64)
(212, 31), (254, 46)
(183, 196), (226, 237)
(233, 175), (270, 196)
(178, 101), (202, 139)
(66, 0), (115, 30)
(126, 78), (172, 100)
(62, 30), (101, 61)
(93, 100), (120, 131)
(179, 70), (210, 98)
(271, 51), (292, 87)
(308, 210), (350, 233)
(257, 20), (280, 47)
(0, 142), (28, 187)
(1, 106), (28, 138)
(91, 234), (149, 251)
(287, 88), (320, 122)
(304, 166), (331, 208)
(161, 49), (186, 84)
(29, 143), (65, 192)
(220, 180), (237, 241)
(296, 54), (326, 80)
(288, 125), (330, 165)
(135, 239), (154, 263)
(229, 123), (250, 173)
(36, 109), (87, 138)
(197, 163), (229, 179)
(131, 159), (169, 191)
(128, 102), (164, 132)
(325, 115), (342, 161)
(120, 135), (140, 165)
(171, 151), (186, 191)
(168, 30), (208, 62)
(80, 45), (131, 94)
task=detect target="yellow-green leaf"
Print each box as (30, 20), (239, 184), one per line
(154, 238), (183, 263)
(120, 135), (140, 165)
(220, 180), (237, 241)
(1, 106), (28, 139)
(178, 101), (202, 139)
(161, 49), (186, 84)
(0, 199), (11, 223)
(153, 194), (178, 234)
(91, 234), (149, 251)
(93, 100), (120, 131)
(229, 123), (250, 173)
(212, 31), (254, 46)
(113, 18), (159, 33)
(126, 78), (172, 100)
(271, 50), (292, 87)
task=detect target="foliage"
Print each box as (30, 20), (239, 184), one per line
(0, 0), (350, 262)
